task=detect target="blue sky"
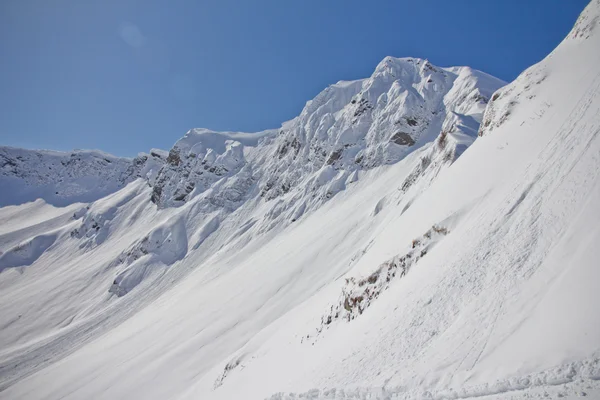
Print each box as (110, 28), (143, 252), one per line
(0, 0), (589, 157)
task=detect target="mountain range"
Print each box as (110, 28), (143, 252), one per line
(1, 1), (599, 399)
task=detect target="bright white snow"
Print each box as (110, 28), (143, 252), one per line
(1, 2), (600, 399)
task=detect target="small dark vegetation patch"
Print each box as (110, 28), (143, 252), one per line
(213, 357), (242, 389)
(309, 225), (450, 341)
(437, 130), (448, 150)
(400, 156), (431, 193)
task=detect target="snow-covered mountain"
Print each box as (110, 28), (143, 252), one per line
(149, 58), (502, 214)
(0, 146), (166, 207)
(1, 1), (600, 399)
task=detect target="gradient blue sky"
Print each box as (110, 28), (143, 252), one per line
(0, 0), (589, 157)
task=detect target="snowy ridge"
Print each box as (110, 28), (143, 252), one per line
(1, 2), (599, 400)
(0, 146), (164, 207)
(148, 57), (504, 242)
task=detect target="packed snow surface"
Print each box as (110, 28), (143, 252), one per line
(1, 2), (600, 399)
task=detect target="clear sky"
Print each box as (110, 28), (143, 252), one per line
(0, 0), (590, 157)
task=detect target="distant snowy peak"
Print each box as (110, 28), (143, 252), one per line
(0, 146), (164, 207)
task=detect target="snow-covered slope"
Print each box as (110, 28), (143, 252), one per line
(1, 1), (600, 399)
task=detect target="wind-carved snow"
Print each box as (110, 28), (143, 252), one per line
(109, 217), (188, 296)
(0, 232), (57, 272)
(70, 185), (143, 249)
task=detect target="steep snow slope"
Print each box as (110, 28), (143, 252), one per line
(207, 2), (600, 398)
(1, 2), (599, 400)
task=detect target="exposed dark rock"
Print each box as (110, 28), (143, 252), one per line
(276, 137), (301, 159)
(326, 148), (344, 165)
(390, 132), (416, 146)
(166, 149), (181, 166)
(353, 98), (372, 118)
(405, 117), (419, 126)
(437, 130), (448, 150)
(151, 184), (162, 204)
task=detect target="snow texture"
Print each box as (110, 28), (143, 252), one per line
(0, 2), (599, 399)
